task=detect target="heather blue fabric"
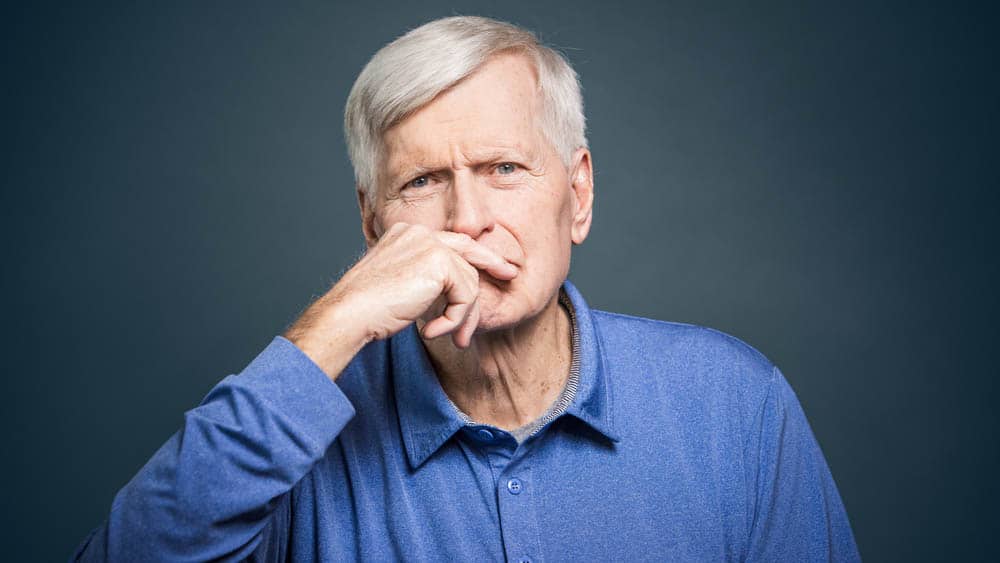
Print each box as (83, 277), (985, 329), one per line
(71, 279), (860, 562)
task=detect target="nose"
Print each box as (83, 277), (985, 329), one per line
(446, 171), (495, 239)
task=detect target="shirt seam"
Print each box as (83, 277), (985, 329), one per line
(742, 364), (779, 560)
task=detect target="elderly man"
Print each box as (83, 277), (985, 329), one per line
(72, 15), (860, 562)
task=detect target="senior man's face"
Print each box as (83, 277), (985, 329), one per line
(358, 51), (594, 333)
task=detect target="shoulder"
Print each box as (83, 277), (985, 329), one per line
(591, 309), (777, 408)
(592, 309), (774, 373)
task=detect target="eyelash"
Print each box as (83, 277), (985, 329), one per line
(403, 162), (520, 190)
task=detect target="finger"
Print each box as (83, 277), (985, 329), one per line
(434, 232), (518, 280)
(422, 299), (473, 340)
(418, 293), (448, 326)
(421, 262), (478, 339)
(453, 299), (480, 349)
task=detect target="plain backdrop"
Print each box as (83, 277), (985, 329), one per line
(3, 1), (997, 561)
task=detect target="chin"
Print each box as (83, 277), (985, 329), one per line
(473, 280), (546, 333)
(473, 288), (516, 333)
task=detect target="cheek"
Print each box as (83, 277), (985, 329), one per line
(380, 204), (449, 232)
(526, 210), (574, 278)
(500, 186), (572, 243)
(515, 223), (571, 281)
(518, 190), (573, 242)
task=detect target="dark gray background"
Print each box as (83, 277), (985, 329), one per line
(3, 1), (997, 561)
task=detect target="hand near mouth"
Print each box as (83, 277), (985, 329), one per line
(283, 222), (519, 380)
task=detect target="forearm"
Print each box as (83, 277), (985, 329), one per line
(71, 336), (357, 561)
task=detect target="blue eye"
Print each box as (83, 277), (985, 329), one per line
(407, 176), (429, 189)
(497, 163), (517, 175)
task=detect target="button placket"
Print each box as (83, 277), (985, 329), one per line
(497, 461), (543, 563)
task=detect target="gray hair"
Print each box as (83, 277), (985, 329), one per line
(344, 15), (588, 204)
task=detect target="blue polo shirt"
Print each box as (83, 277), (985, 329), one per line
(71, 279), (860, 562)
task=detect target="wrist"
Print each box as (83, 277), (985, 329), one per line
(285, 298), (371, 382)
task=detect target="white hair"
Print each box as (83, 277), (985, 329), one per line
(344, 15), (588, 203)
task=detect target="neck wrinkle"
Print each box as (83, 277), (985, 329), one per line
(421, 287), (573, 430)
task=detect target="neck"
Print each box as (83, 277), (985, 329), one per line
(418, 290), (572, 431)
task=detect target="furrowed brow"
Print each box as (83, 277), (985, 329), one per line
(388, 147), (532, 186)
(470, 146), (530, 163)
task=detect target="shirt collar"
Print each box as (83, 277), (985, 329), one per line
(391, 278), (619, 471)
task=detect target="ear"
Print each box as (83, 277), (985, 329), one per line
(568, 148), (594, 245)
(356, 186), (382, 249)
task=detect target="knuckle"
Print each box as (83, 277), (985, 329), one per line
(424, 247), (454, 278)
(408, 223), (430, 236)
(430, 245), (453, 265)
(461, 259), (478, 279)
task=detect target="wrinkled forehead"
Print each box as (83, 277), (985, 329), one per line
(378, 53), (550, 185)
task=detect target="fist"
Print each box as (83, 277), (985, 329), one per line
(284, 223), (519, 377)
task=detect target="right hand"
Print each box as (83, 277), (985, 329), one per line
(283, 222), (519, 379)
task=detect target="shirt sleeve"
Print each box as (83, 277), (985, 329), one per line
(743, 366), (862, 562)
(69, 335), (357, 562)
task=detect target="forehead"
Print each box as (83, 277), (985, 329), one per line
(381, 52), (547, 181)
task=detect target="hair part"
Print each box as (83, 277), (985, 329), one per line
(344, 15), (588, 204)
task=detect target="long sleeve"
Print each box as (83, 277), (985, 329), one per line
(70, 336), (357, 562)
(743, 366), (861, 562)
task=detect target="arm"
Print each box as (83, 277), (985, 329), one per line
(70, 223), (518, 561)
(743, 366), (862, 562)
(70, 335), (358, 562)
